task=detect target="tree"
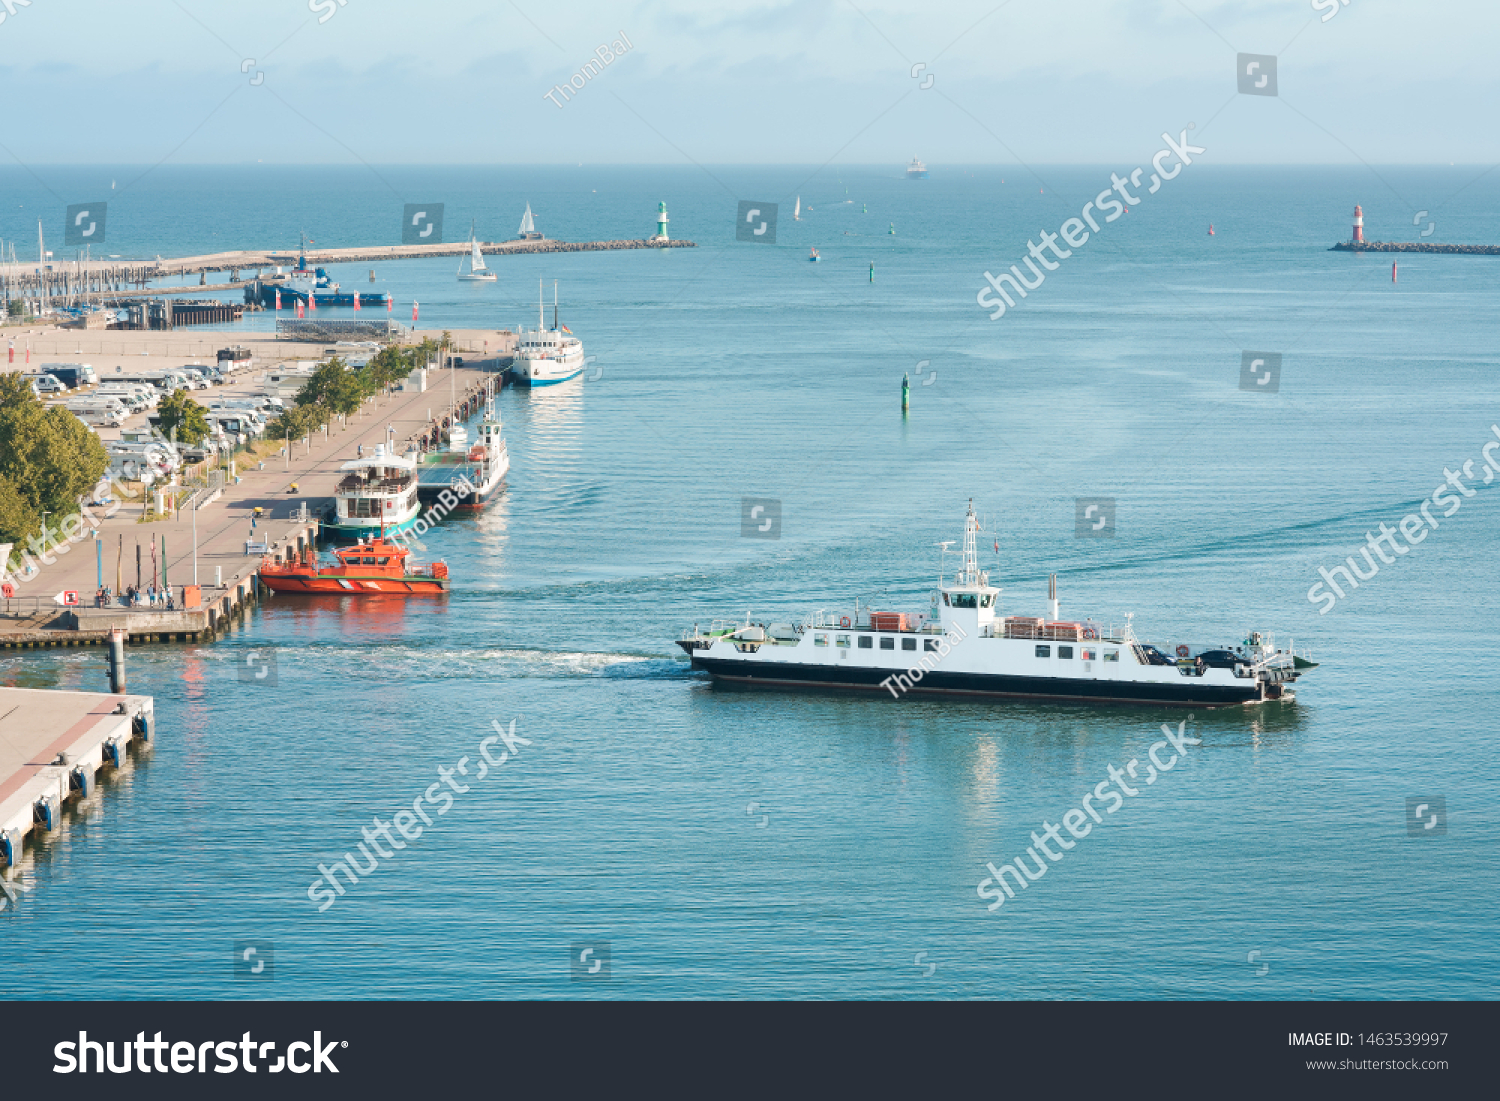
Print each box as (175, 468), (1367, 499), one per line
(0, 372), (109, 557)
(268, 402), (326, 441)
(156, 388), (213, 446)
(296, 357), (365, 417)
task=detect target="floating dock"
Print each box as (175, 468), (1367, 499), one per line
(0, 683), (154, 884)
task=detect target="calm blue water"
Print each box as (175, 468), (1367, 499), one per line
(2, 164), (1498, 999)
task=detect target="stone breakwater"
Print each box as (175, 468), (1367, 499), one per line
(1330, 241), (1500, 254)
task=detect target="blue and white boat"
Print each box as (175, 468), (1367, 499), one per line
(509, 280), (584, 387)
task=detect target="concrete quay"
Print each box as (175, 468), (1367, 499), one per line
(0, 685), (155, 880)
(2, 336), (503, 650)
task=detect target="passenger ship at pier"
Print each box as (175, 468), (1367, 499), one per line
(677, 504), (1314, 708)
(329, 445), (421, 536)
(509, 280), (584, 387)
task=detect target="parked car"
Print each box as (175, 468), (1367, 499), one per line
(26, 373), (68, 394)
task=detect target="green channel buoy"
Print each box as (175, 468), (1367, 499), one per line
(869, 262), (875, 283)
(902, 372), (910, 412)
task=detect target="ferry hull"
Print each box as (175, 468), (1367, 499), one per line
(258, 574), (448, 595)
(688, 656), (1269, 709)
(509, 364), (583, 387)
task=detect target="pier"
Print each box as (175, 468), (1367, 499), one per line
(1, 333), (506, 651)
(1, 237), (695, 306)
(0, 682), (155, 879)
(1330, 242), (1500, 254)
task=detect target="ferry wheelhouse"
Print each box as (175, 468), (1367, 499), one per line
(677, 503), (1316, 709)
(330, 445), (421, 536)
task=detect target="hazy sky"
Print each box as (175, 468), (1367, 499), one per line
(0, 0), (1492, 165)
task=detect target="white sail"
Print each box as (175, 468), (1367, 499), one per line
(794, 196), (800, 220)
(518, 203), (535, 235)
(470, 236), (486, 271)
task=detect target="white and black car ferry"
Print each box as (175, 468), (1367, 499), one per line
(677, 503), (1314, 708)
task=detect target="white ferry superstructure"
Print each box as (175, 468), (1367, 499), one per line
(329, 445), (422, 536)
(677, 503), (1315, 709)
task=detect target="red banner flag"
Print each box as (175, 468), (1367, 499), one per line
(353, 291), (360, 311)
(412, 301), (419, 323)
(274, 289), (281, 310)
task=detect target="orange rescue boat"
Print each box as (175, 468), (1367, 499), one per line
(258, 533), (449, 595)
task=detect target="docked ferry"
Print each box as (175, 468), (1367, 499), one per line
(509, 279), (584, 387)
(677, 503), (1315, 709)
(329, 445), (421, 536)
(416, 396), (510, 510)
(267, 245), (391, 308)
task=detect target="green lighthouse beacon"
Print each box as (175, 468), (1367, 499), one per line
(651, 201), (670, 243)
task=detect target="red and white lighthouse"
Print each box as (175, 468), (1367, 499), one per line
(1352, 204), (1364, 244)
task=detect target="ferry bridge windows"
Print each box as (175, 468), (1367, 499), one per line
(879, 637), (895, 650)
(1103, 650), (1120, 663)
(1035, 645), (1051, 658)
(950, 593), (978, 610)
(981, 594), (994, 608)
(924, 638), (939, 652)
(941, 593), (950, 606)
(1058, 646), (1074, 660)
(858, 636), (873, 649)
(902, 638), (917, 651)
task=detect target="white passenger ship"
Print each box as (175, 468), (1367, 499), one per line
(510, 279), (584, 387)
(330, 445), (421, 536)
(677, 503), (1315, 708)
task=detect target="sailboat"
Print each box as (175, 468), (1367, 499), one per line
(458, 222), (496, 282)
(517, 203), (542, 240)
(794, 197), (801, 221)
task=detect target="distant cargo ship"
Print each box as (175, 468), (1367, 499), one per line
(907, 157), (928, 179)
(259, 244), (391, 308)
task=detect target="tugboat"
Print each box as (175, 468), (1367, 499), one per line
(677, 502), (1314, 709)
(257, 533), (449, 594)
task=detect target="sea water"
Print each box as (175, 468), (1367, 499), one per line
(1, 164), (1497, 998)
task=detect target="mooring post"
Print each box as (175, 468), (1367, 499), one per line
(107, 627), (127, 694)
